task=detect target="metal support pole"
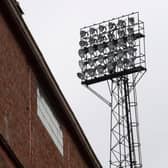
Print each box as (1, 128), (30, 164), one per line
(123, 78), (133, 168)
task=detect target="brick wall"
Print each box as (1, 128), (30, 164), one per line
(0, 10), (89, 168)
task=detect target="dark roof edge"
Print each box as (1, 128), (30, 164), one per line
(2, 0), (102, 167)
(0, 134), (24, 168)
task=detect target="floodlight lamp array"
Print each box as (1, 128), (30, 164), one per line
(77, 12), (146, 85)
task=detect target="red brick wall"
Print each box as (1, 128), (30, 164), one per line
(0, 145), (16, 168)
(0, 10), (89, 168)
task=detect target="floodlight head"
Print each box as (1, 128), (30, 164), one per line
(118, 29), (126, 38)
(90, 27), (97, 35)
(127, 47), (136, 56)
(99, 25), (107, 33)
(118, 38), (126, 48)
(97, 54), (104, 64)
(127, 27), (134, 35)
(98, 34), (107, 43)
(78, 48), (86, 58)
(86, 68), (96, 77)
(88, 46), (95, 55)
(80, 30), (88, 39)
(77, 12), (146, 85)
(107, 62), (116, 73)
(78, 60), (85, 70)
(108, 32), (115, 41)
(87, 58), (95, 67)
(77, 72), (85, 80)
(107, 41), (115, 50)
(79, 40), (88, 47)
(118, 20), (126, 27)
(98, 43), (106, 53)
(89, 37), (97, 45)
(108, 22), (117, 31)
(96, 64), (105, 74)
(128, 17), (135, 25)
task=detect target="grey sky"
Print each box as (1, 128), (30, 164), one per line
(21, 0), (168, 167)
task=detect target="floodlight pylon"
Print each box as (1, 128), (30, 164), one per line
(77, 12), (146, 168)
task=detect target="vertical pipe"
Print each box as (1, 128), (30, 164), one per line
(109, 80), (113, 168)
(123, 78), (133, 168)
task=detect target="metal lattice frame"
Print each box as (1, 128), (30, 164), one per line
(85, 70), (145, 168)
(77, 12), (146, 168)
(108, 74), (143, 168)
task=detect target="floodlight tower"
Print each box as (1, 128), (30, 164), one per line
(77, 12), (146, 168)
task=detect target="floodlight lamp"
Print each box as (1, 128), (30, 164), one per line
(99, 25), (107, 33)
(117, 59), (124, 69)
(98, 34), (107, 43)
(127, 27), (134, 35)
(79, 60), (86, 71)
(108, 32), (115, 41)
(78, 48), (86, 58)
(118, 38), (126, 48)
(108, 52), (115, 61)
(117, 20), (126, 27)
(90, 27), (97, 35)
(107, 62), (116, 73)
(123, 58), (130, 65)
(107, 41), (115, 50)
(87, 58), (95, 67)
(128, 47), (136, 56)
(128, 57), (136, 67)
(98, 43), (105, 53)
(123, 57), (136, 68)
(96, 64), (105, 74)
(80, 30), (88, 39)
(89, 37), (97, 45)
(128, 17), (135, 25)
(118, 29), (125, 38)
(127, 35), (134, 46)
(88, 46), (95, 55)
(108, 22), (117, 31)
(77, 72), (85, 80)
(79, 40), (88, 47)
(86, 68), (95, 77)
(97, 54), (104, 64)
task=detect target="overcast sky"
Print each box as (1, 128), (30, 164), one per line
(20, 0), (168, 167)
